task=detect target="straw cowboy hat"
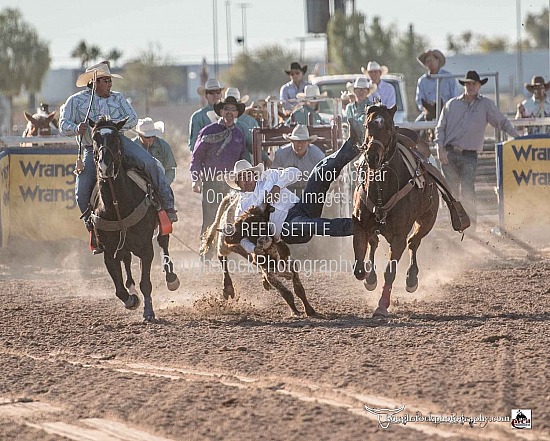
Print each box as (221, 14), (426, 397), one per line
(417, 49), (446, 68)
(282, 124), (320, 142)
(225, 87), (249, 104)
(213, 95), (246, 117)
(225, 159), (265, 190)
(135, 117), (165, 137)
(76, 61), (122, 87)
(352, 76), (377, 96)
(285, 62), (307, 75)
(361, 61), (389, 76)
(296, 84), (328, 102)
(197, 78), (226, 97)
(458, 70), (488, 86)
(525, 75), (550, 92)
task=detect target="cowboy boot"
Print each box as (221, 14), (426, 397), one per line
(85, 219), (104, 255)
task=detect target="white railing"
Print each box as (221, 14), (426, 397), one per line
(0, 136), (78, 148)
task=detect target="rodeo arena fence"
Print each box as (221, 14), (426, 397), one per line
(1, 71), (549, 248)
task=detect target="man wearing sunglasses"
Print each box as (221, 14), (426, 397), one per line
(60, 61), (177, 254)
(189, 78), (225, 151)
(280, 62), (311, 116)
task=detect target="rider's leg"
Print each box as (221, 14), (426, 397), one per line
(75, 146), (96, 215)
(120, 136), (176, 217)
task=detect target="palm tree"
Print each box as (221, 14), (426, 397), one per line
(105, 48), (123, 67)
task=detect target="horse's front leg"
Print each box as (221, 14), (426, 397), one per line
(122, 251), (137, 298)
(140, 242), (155, 321)
(104, 253), (139, 310)
(353, 218), (369, 280)
(158, 234), (180, 291)
(374, 236), (407, 317)
(364, 235), (379, 291)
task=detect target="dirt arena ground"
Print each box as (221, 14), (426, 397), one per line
(0, 173), (549, 441)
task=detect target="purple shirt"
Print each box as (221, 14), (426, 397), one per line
(190, 122), (245, 181)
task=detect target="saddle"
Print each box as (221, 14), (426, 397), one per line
(396, 130), (470, 233)
(89, 168), (160, 232)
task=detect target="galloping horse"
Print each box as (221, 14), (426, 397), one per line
(89, 117), (179, 321)
(353, 105), (439, 317)
(22, 111), (58, 137)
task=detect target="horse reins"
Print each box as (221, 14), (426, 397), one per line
(75, 70), (97, 175)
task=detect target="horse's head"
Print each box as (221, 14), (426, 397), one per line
(23, 111), (56, 137)
(224, 204), (275, 245)
(89, 116), (127, 180)
(363, 104), (397, 170)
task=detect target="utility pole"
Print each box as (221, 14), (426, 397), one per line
(213, 0), (219, 76)
(226, 1), (233, 64)
(516, 0), (523, 94)
(237, 3), (250, 53)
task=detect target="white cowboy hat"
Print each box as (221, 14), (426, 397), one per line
(197, 78), (226, 97)
(135, 117), (164, 137)
(76, 61), (122, 87)
(225, 87), (249, 104)
(225, 159), (265, 190)
(352, 77), (378, 96)
(296, 84), (328, 102)
(361, 61), (389, 76)
(282, 124), (320, 142)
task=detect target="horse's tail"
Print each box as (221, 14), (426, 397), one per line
(199, 193), (234, 256)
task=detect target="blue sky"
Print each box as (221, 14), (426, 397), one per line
(3, 0), (549, 68)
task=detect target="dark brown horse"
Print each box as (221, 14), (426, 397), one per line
(22, 111), (58, 137)
(352, 105), (439, 316)
(89, 117), (179, 321)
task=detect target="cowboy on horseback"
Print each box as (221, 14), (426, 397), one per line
(59, 61), (177, 254)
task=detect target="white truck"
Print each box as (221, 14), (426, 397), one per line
(309, 73), (408, 124)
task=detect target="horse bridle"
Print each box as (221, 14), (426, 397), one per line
(93, 128), (124, 180)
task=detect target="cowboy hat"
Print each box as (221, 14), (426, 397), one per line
(525, 75), (550, 92)
(76, 61), (122, 87)
(197, 78), (226, 97)
(285, 62), (307, 75)
(352, 77), (377, 96)
(213, 95), (246, 117)
(225, 159), (265, 190)
(296, 84), (328, 101)
(135, 117), (164, 137)
(361, 61), (389, 76)
(458, 70), (488, 86)
(282, 124), (320, 142)
(225, 87), (249, 104)
(417, 49), (446, 68)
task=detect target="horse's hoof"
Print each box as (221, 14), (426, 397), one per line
(143, 314), (156, 323)
(373, 306), (388, 317)
(166, 276), (180, 291)
(364, 279), (377, 291)
(354, 270), (367, 281)
(305, 308), (317, 317)
(406, 282), (418, 293)
(223, 285), (235, 300)
(124, 294), (140, 310)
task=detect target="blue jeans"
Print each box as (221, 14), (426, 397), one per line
(283, 140), (359, 244)
(442, 149), (478, 224)
(76, 135), (174, 215)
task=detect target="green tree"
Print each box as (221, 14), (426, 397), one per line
(223, 45), (298, 96)
(0, 8), (50, 131)
(121, 43), (180, 114)
(525, 7), (549, 49)
(327, 13), (427, 119)
(104, 48), (123, 67)
(70, 40), (102, 68)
